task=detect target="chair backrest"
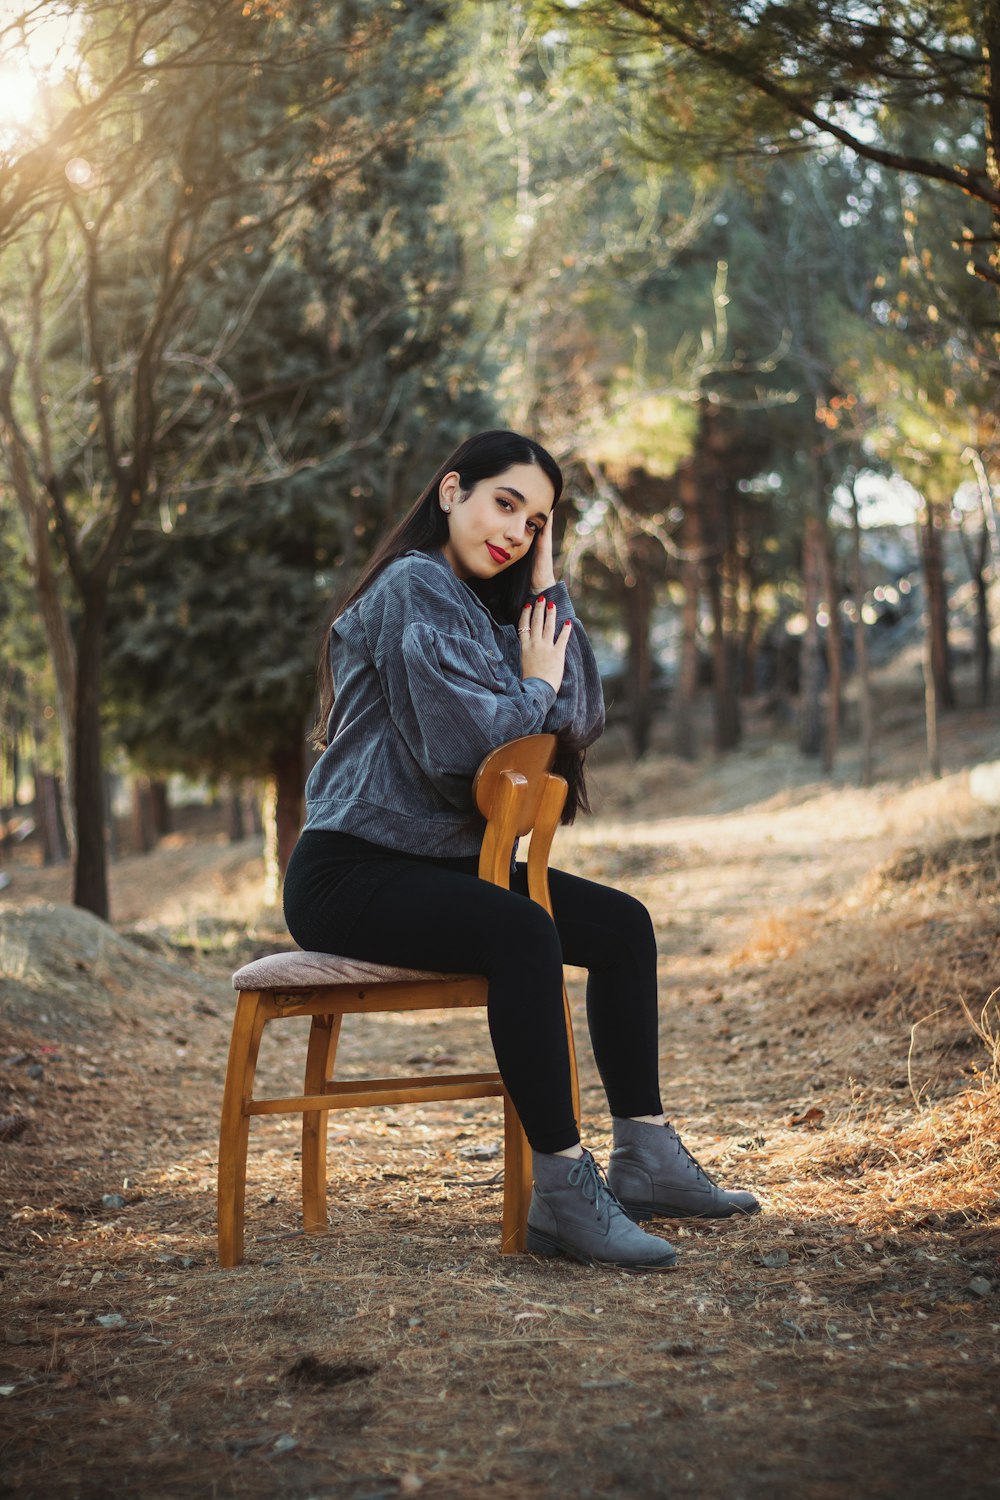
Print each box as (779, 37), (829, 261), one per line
(472, 733), (559, 833)
(472, 734), (567, 902)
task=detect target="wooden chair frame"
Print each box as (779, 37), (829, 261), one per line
(217, 733), (580, 1267)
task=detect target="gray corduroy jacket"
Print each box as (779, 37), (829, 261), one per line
(302, 548), (606, 856)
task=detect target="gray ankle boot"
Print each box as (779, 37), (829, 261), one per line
(607, 1118), (761, 1221)
(526, 1149), (677, 1269)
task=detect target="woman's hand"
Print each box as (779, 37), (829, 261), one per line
(518, 596), (571, 695)
(529, 517), (557, 593)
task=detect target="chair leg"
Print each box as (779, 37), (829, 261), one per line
(301, 1012), (342, 1233)
(500, 1091), (532, 1254)
(218, 991), (270, 1268)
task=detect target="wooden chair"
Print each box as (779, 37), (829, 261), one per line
(218, 732), (580, 1267)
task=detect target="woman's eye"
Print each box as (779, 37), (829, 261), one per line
(497, 497), (512, 512)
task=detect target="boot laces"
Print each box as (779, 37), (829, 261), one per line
(568, 1151), (628, 1224)
(666, 1124), (719, 1187)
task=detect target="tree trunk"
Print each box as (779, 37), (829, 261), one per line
(0, 733), (13, 821)
(53, 775), (70, 858)
(922, 617), (941, 779)
(35, 770), (68, 866)
(737, 530), (758, 696)
(798, 513), (824, 757)
(723, 512), (743, 747)
(817, 515), (841, 774)
(698, 405), (740, 753)
(244, 781), (263, 836)
(262, 730), (305, 904)
(624, 553), (653, 759)
(920, 500), (955, 711)
(0, 395), (78, 852)
(915, 520), (942, 778)
(973, 536), (991, 709)
(960, 520), (992, 708)
(672, 458), (700, 761)
(707, 567), (727, 751)
(708, 565), (724, 749)
(849, 483), (874, 787)
(149, 779), (172, 838)
(709, 539), (741, 753)
(224, 778), (246, 843)
(104, 772), (121, 862)
(30, 711), (69, 866)
(72, 598), (110, 920)
(3, 728), (22, 830)
(130, 775), (157, 854)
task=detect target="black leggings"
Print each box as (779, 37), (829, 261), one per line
(283, 838), (663, 1153)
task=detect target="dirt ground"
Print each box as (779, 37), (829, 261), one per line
(1, 675), (999, 1500)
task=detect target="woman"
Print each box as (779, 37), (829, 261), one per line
(284, 429), (759, 1270)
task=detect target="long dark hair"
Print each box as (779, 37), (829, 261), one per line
(311, 429), (591, 822)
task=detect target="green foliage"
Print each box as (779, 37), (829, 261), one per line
(536, 0), (999, 326)
(102, 13), (495, 780)
(6, 0), (996, 806)
(441, 6), (718, 454)
(541, 1), (983, 163)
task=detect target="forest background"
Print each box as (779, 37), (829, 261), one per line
(1, 0), (998, 922)
(1, 6), (999, 1497)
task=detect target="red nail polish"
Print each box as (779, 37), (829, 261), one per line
(547, 602), (555, 610)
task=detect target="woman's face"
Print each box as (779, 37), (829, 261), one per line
(438, 463), (555, 581)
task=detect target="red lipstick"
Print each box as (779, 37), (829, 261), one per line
(486, 543), (510, 563)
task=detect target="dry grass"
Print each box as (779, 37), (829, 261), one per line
(720, 823), (1000, 1237)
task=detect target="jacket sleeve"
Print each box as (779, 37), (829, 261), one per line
(535, 581), (606, 751)
(361, 561), (558, 811)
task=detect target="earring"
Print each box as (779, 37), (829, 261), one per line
(442, 505), (451, 513)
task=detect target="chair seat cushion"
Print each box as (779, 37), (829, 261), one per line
(232, 950), (478, 992)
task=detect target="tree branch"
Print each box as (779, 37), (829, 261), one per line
(609, 0), (1000, 209)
